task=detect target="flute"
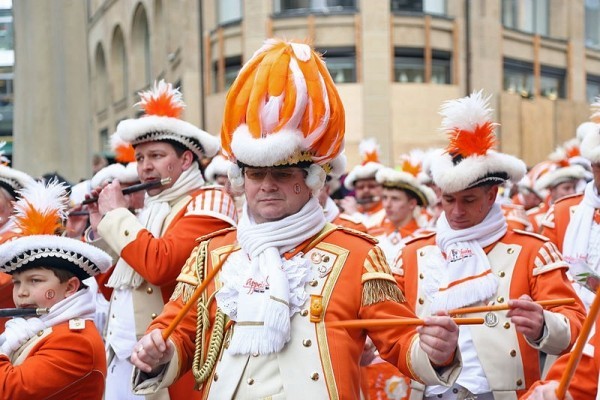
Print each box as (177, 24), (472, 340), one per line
(0, 307), (49, 318)
(80, 177), (172, 205)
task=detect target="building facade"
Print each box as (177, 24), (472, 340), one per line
(13, 0), (600, 179)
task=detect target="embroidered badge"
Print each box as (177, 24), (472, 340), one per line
(242, 277), (270, 294)
(69, 318), (85, 330)
(446, 248), (474, 263)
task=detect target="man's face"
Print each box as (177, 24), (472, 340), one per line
(354, 178), (382, 209)
(549, 180), (578, 203)
(12, 268), (79, 310)
(135, 142), (193, 196)
(593, 163), (600, 192)
(441, 185), (498, 230)
(244, 167), (310, 223)
(382, 188), (417, 226)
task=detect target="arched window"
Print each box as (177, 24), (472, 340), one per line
(110, 26), (127, 101)
(93, 43), (109, 112)
(131, 3), (151, 90)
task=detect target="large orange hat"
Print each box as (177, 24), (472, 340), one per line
(430, 91), (526, 193)
(220, 39), (345, 169)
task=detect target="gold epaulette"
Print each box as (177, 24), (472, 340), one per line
(512, 228), (550, 241)
(336, 225), (378, 244)
(403, 230), (435, 246)
(195, 226), (237, 243)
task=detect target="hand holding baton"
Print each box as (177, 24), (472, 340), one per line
(80, 177), (172, 205)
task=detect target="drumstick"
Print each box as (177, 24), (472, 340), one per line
(448, 298), (576, 316)
(328, 317), (484, 329)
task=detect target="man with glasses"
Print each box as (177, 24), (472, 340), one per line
(128, 39), (461, 399)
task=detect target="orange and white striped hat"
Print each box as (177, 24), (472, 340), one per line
(220, 39), (345, 172)
(430, 91), (526, 193)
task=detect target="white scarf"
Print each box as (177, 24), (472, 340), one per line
(425, 203), (507, 313)
(322, 196), (340, 222)
(563, 182), (600, 271)
(0, 288), (96, 355)
(216, 196), (326, 355)
(107, 163), (204, 289)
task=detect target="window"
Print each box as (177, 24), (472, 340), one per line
(586, 0), (600, 47)
(587, 75), (600, 103)
(0, 72), (13, 107)
(273, 0), (356, 14)
(0, 11), (14, 51)
(503, 58), (564, 99)
(212, 56), (242, 93)
(319, 47), (356, 83)
(218, 0), (242, 25)
(394, 48), (451, 84)
(502, 0), (548, 36)
(391, 0), (446, 14)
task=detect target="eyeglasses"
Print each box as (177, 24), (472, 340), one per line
(244, 168), (301, 183)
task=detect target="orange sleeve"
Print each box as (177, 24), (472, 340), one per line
(120, 216), (231, 286)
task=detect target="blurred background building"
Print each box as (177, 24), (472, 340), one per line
(9, 0), (600, 181)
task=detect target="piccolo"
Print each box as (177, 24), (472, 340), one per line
(0, 307), (49, 318)
(355, 196), (381, 205)
(80, 177), (172, 205)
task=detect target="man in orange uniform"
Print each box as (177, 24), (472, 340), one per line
(0, 180), (112, 399)
(0, 162), (36, 333)
(541, 119), (600, 310)
(396, 91), (586, 399)
(86, 81), (238, 400)
(128, 39), (462, 400)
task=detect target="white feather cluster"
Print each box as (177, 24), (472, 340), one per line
(439, 90), (494, 134)
(136, 80), (185, 112)
(228, 163), (245, 195)
(358, 138), (380, 160)
(13, 179), (69, 222)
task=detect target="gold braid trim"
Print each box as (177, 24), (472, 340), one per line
(361, 279), (405, 306)
(186, 239), (228, 389)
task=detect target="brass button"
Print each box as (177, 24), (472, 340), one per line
(303, 339), (312, 347)
(323, 256), (330, 262)
(252, 352), (259, 357)
(418, 298), (424, 305)
(310, 372), (319, 381)
(112, 314), (115, 318)
(419, 273), (424, 279)
(497, 296), (504, 303)
(37, 330), (44, 337)
(507, 248), (514, 254)
(516, 379), (523, 386)
(510, 349), (517, 357)
(498, 271), (505, 278)
(309, 280), (318, 287)
(146, 287), (153, 294)
(151, 313), (158, 319)
(247, 378), (254, 385)
(124, 230), (130, 236)
(419, 251), (425, 256)
(300, 309), (309, 317)
(504, 322), (511, 329)
(213, 373), (218, 381)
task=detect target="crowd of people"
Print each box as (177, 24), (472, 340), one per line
(0, 38), (600, 399)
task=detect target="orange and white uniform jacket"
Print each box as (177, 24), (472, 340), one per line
(0, 320), (106, 400)
(501, 203), (533, 232)
(359, 201), (387, 231)
(539, 193), (585, 252)
(332, 212), (368, 232)
(132, 224), (462, 400)
(526, 202), (549, 234)
(97, 186), (238, 400)
(524, 316), (600, 400)
(396, 230), (586, 399)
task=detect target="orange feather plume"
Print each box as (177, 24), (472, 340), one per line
(446, 121), (497, 158)
(400, 159), (422, 178)
(137, 80), (184, 118)
(13, 180), (68, 236)
(114, 143), (136, 163)
(14, 201), (63, 236)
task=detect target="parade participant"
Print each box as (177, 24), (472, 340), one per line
(0, 180), (112, 399)
(396, 91), (586, 399)
(204, 154), (233, 188)
(0, 147), (36, 333)
(129, 38), (461, 400)
(340, 137), (386, 229)
(541, 112), (600, 310)
(317, 154), (368, 232)
(369, 162), (437, 267)
(86, 80), (238, 400)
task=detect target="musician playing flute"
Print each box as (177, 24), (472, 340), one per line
(84, 80), (238, 400)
